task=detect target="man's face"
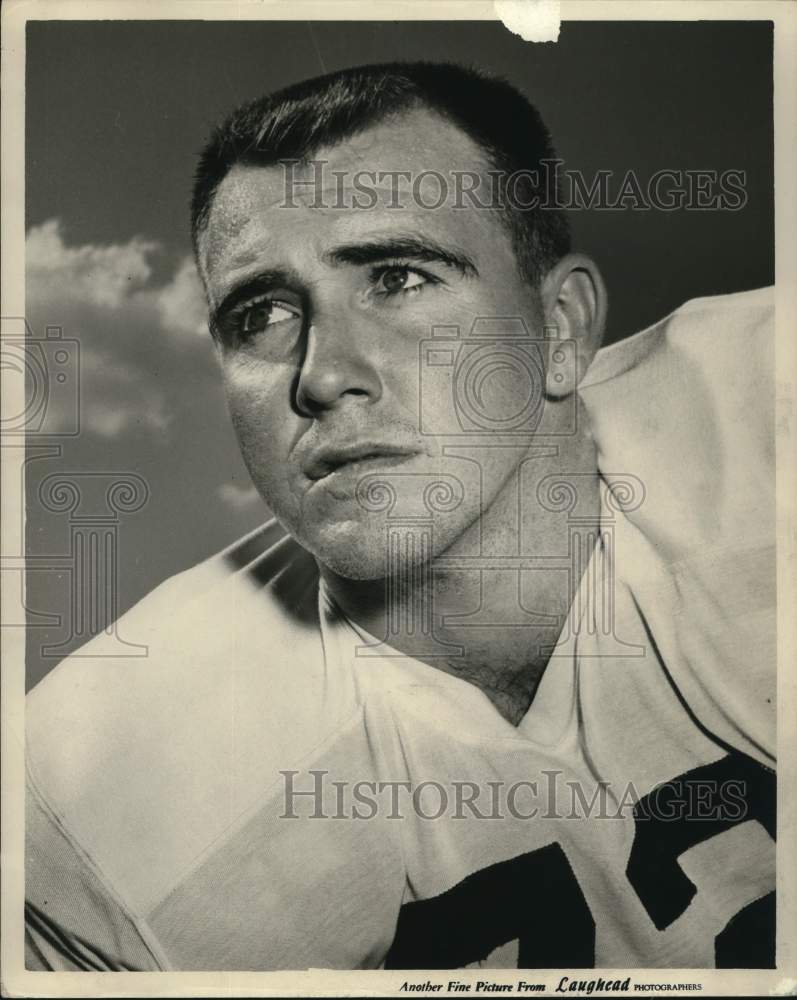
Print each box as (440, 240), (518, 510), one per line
(199, 108), (550, 579)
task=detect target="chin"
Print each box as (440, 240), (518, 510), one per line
(298, 518), (392, 581)
(305, 515), (460, 582)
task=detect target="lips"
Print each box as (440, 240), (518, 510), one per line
(303, 441), (421, 481)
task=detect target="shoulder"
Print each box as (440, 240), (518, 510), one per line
(580, 287), (775, 559)
(581, 285), (774, 391)
(580, 289), (776, 760)
(26, 520), (350, 917)
(27, 521), (324, 747)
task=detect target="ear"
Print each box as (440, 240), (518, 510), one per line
(539, 254), (608, 398)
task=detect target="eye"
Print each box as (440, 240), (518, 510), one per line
(238, 298), (299, 336)
(372, 265), (432, 297)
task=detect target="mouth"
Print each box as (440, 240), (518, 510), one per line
(304, 443), (422, 483)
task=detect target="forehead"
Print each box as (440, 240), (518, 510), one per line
(198, 108), (504, 292)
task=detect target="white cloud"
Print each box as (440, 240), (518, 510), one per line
(26, 219), (157, 309)
(25, 219), (216, 439)
(216, 482), (263, 510)
(153, 256), (210, 338)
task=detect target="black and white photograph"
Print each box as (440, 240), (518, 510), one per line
(2, 3), (795, 996)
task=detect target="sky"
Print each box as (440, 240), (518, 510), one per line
(24, 20), (774, 686)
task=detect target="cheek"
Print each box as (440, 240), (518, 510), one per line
(222, 363), (298, 485)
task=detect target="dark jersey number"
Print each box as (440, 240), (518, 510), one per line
(385, 842), (595, 969)
(386, 753), (775, 969)
(626, 752), (775, 967)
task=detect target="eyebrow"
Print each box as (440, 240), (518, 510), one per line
(209, 235), (478, 335)
(209, 268), (298, 337)
(323, 236), (478, 277)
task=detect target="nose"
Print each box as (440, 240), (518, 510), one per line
(295, 319), (383, 416)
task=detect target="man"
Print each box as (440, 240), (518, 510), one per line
(25, 62), (775, 971)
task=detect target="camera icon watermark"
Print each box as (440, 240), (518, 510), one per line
(0, 317), (80, 436)
(419, 317), (576, 438)
(1, 316), (150, 662)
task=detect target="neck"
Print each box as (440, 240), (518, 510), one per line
(322, 415), (600, 726)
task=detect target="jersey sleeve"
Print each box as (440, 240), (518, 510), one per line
(580, 286), (776, 765)
(25, 766), (168, 971)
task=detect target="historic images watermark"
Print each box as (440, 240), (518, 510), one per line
(1, 316), (149, 659)
(279, 769), (752, 823)
(280, 159), (748, 212)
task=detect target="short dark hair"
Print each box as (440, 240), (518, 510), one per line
(191, 61), (570, 284)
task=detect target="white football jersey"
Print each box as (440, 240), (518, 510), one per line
(25, 287), (776, 971)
